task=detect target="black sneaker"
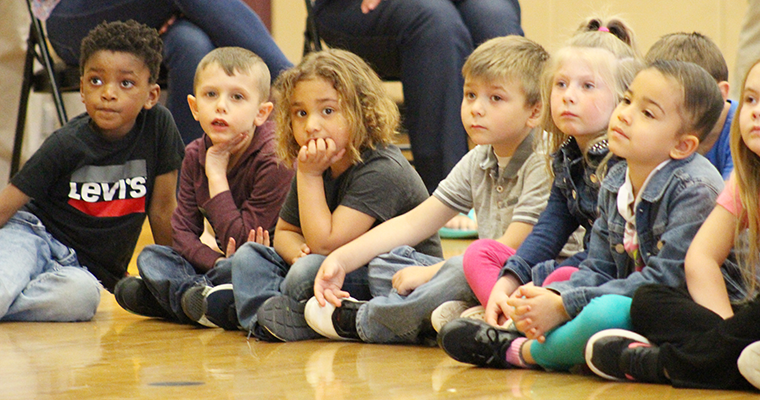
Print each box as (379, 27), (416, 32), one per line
(437, 318), (519, 369)
(585, 329), (666, 383)
(304, 297), (365, 340)
(114, 276), (173, 319)
(181, 284), (239, 330)
(256, 295), (322, 342)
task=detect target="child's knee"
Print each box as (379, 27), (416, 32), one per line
(578, 295), (633, 330)
(462, 239), (508, 279)
(49, 268), (102, 321)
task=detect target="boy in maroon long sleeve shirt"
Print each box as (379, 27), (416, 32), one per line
(114, 47), (293, 325)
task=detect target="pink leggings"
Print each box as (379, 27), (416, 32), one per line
(462, 239), (578, 306)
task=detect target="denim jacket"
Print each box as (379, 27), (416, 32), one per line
(500, 137), (615, 284)
(548, 154), (725, 317)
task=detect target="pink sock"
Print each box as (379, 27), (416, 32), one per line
(505, 337), (529, 368)
(542, 266), (578, 286)
(462, 239), (516, 306)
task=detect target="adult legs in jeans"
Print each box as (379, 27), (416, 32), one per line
(357, 248), (477, 344)
(0, 212), (101, 322)
(313, 0), (521, 192)
(46, 0), (292, 144)
(137, 244), (231, 323)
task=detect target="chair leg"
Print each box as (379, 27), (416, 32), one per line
(11, 37), (36, 179)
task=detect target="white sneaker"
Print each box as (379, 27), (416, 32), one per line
(431, 301), (485, 332)
(304, 297), (364, 341)
(738, 341), (760, 389)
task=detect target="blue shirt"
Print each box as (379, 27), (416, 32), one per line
(704, 100), (736, 180)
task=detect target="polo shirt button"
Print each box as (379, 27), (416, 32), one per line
(590, 174), (598, 183)
(496, 185), (504, 193)
(615, 244), (625, 253)
(572, 190), (577, 199)
(657, 240), (664, 250)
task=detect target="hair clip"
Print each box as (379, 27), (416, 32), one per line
(598, 26), (610, 32)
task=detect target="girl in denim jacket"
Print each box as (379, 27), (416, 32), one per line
(455, 19), (639, 327)
(585, 58), (760, 391)
(440, 60), (728, 373)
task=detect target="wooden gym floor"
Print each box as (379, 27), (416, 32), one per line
(1, 226), (758, 399)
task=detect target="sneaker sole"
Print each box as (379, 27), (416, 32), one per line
(585, 328), (651, 381)
(257, 296), (322, 342)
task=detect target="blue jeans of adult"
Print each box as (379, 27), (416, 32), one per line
(137, 244), (232, 324)
(233, 242), (371, 332)
(355, 246), (478, 344)
(0, 211), (101, 322)
(45, 0), (292, 144)
(313, 0), (522, 192)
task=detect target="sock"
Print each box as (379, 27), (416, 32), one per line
(506, 337), (530, 368)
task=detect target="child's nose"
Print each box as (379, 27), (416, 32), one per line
(305, 115), (321, 133)
(101, 83), (117, 100)
(471, 99), (485, 115)
(215, 97), (228, 113)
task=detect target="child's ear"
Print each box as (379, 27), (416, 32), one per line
(718, 81), (730, 101)
(525, 102), (542, 128)
(669, 133), (700, 160)
(254, 101), (274, 126)
(187, 94), (200, 121)
(142, 83), (161, 110)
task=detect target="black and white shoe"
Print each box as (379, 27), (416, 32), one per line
(304, 297), (365, 341)
(437, 318), (520, 369)
(256, 295), (322, 342)
(181, 284), (239, 330)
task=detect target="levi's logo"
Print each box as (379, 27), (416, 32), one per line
(67, 160), (147, 217)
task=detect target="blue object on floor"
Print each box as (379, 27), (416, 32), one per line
(438, 209), (478, 239)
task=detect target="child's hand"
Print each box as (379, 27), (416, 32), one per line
(223, 227), (270, 257)
(205, 132), (250, 179)
(392, 266), (433, 296)
(297, 138), (346, 177)
(314, 259), (350, 307)
(291, 243), (311, 264)
(484, 276), (519, 327)
(507, 285), (570, 342)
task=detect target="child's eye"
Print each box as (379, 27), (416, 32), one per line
(205, 91), (218, 98)
(745, 95), (757, 105)
(583, 82), (595, 90)
(490, 95), (503, 102)
(120, 80), (135, 89)
(621, 96), (631, 105)
(554, 80), (567, 88)
(464, 91), (476, 100)
(293, 109), (307, 118)
(323, 107), (335, 115)
(232, 93), (245, 101)
(88, 77), (102, 86)
(643, 110), (655, 119)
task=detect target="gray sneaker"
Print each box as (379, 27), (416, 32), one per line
(256, 295), (323, 341)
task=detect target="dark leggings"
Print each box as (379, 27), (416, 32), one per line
(631, 284), (758, 390)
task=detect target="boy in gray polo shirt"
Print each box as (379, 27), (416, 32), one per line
(259, 36), (579, 344)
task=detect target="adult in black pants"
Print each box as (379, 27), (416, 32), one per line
(311, 0), (523, 193)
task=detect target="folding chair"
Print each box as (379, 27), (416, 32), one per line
(12, 0), (77, 178)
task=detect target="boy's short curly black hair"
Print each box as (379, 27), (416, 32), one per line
(79, 20), (163, 83)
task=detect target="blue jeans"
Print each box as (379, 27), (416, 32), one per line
(46, 0), (292, 144)
(313, 0), (522, 192)
(232, 242), (371, 331)
(0, 211), (101, 322)
(137, 244), (232, 324)
(356, 246), (478, 344)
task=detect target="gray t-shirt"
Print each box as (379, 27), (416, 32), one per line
(433, 131), (583, 256)
(280, 144), (442, 257)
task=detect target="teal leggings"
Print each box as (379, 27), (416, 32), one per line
(530, 294), (633, 371)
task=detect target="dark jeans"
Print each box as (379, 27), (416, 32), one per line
(137, 244), (232, 324)
(313, 0), (522, 192)
(631, 284), (757, 390)
(46, 0), (292, 144)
